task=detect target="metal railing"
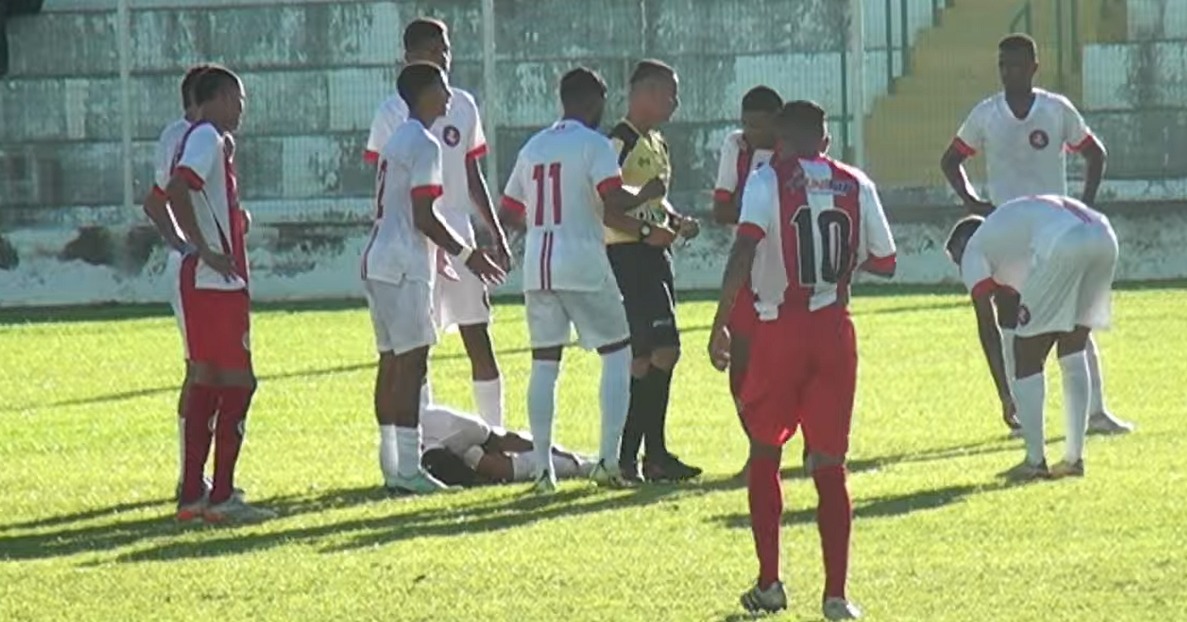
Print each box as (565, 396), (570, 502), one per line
(1009, 0), (1081, 92)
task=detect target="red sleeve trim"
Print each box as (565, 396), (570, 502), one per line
(176, 166), (204, 191)
(466, 144), (489, 160)
(952, 137), (977, 157)
(1066, 133), (1098, 153)
(863, 253), (897, 274)
(151, 185), (167, 199)
(713, 189), (734, 203)
(500, 196), (526, 215)
(411, 185), (444, 200)
(596, 176), (624, 195)
(363, 150), (380, 164)
(737, 222), (766, 241)
(970, 278), (999, 299)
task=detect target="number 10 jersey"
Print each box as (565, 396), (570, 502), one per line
(737, 156), (897, 317)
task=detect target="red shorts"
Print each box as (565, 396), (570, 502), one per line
(740, 306), (857, 455)
(178, 255), (252, 370)
(727, 286), (759, 398)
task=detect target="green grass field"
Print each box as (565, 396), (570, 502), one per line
(1, 286), (1184, 621)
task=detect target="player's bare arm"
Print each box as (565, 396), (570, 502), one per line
(859, 256), (896, 279)
(1078, 136), (1107, 206)
(971, 292), (1015, 419)
(940, 144), (994, 215)
(141, 189), (187, 251)
(164, 173), (235, 278)
(708, 235), (759, 371)
(465, 158), (512, 269)
(411, 192), (506, 285)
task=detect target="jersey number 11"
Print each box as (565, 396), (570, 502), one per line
(532, 163), (563, 227)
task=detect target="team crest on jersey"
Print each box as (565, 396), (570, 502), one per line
(1017, 305), (1031, 326)
(442, 125), (461, 147)
(1029, 129), (1050, 150)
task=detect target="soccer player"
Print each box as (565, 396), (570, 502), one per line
(940, 33), (1131, 435)
(363, 62), (505, 494)
(711, 85), (783, 475)
(164, 66), (273, 523)
(708, 101), (896, 618)
(499, 67), (675, 492)
(419, 402), (595, 486)
(606, 59), (702, 483)
(364, 18), (511, 427)
(944, 195), (1118, 479)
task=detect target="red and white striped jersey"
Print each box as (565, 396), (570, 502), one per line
(738, 155), (896, 317)
(713, 129), (773, 206)
(960, 194), (1106, 297)
(501, 120), (622, 292)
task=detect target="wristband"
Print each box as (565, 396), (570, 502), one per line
(455, 246), (474, 264)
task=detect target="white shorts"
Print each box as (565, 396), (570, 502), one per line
(525, 277), (631, 351)
(364, 278), (437, 356)
(421, 404), (493, 455)
(433, 258), (492, 332)
(1017, 221), (1118, 338)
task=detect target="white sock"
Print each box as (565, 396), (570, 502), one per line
(1000, 328), (1017, 400)
(472, 378), (504, 427)
(1059, 352), (1091, 463)
(509, 452), (534, 481)
(1085, 336), (1107, 416)
(395, 426), (422, 478)
(379, 424), (400, 481)
(1013, 372), (1047, 465)
(598, 347), (632, 468)
(419, 379), (433, 414)
(528, 360), (561, 479)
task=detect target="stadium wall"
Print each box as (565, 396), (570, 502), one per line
(1, 0), (1184, 307)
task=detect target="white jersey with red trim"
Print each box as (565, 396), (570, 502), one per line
(364, 87), (487, 235)
(362, 120), (444, 286)
(713, 129), (774, 205)
(501, 120), (622, 292)
(172, 121), (248, 291)
(738, 156), (896, 316)
(153, 117), (190, 196)
(953, 89), (1096, 205)
(960, 195), (1107, 298)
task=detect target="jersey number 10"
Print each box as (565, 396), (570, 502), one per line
(791, 206), (854, 286)
(532, 163), (563, 227)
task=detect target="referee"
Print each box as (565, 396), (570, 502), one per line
(605, 59), (702, 483)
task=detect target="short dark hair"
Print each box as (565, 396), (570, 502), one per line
(778, 100), (827, 138)
(629, 59), (676, 87)
(191, 65), (240, 106)
(397, 61), (445, 109)
(999, 34), (1037, 59)
(404, 18), (447, 52)
(559, 67), (607, 108)
(181, 64), (212, 108)
(945, 216), (985, 261)
(742, 86), (782, 113)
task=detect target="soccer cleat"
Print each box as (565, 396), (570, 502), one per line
(385, 469), (453, 495)
(1087, 412), (1134, 435)
(1049, 459), (1085, 478)
(823, 597), (863, 620)
(618, 461), (644, 485)
(175, 499), (207, 523)
(739, 580), (787, 614)
(1007, 427), (1024, 440)
(1001, 459), (1050, 482)
(530, 470), (558, 495)
(642, 453), (703, 482)
(202, 497), (276, 524)
(175, 478), (246, 502)
(590, 460), (636, 489)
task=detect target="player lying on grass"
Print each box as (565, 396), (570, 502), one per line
(946, 195), (1118, 480)
(419, 402), (595, 487)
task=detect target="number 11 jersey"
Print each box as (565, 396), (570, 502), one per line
(738, 156), (896, 317)
(501, 120), (624, 293)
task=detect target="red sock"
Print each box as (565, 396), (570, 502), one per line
(180, 383), (220, 504)
(813, 464), (852, 600)
(747, 453), (782, 588)
(210, 386), (254, 504)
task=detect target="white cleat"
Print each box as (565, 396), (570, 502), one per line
(823, 597), (863, 620)
(1088, 412), (1134, 435)
(385, 469), (452, 495)
(530, 470), (558, 495)
(740, 580), (787, 614)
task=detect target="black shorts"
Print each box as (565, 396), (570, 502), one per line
(607, 242), (680, 357)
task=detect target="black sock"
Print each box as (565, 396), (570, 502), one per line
(619, 375), (648, 466)
(644, 366), (673, 460)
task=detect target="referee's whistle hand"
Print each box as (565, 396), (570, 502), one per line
(644, 226), (678, 248)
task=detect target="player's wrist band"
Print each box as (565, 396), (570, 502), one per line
(455, 246), (474, 264)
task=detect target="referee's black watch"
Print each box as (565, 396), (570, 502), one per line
(639, 223), (653, 239)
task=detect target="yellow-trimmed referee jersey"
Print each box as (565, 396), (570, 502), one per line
(604, 119), (672, 244)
